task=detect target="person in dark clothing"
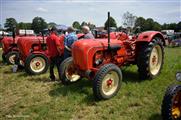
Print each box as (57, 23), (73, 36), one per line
(46, 26), (64, 81)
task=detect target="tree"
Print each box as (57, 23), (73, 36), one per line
(122, 11), (136, 29)
(134, 17), (146, 32)
(18, 22), (32, 29)
(72, 21), (81, 29)
(4, 18), (17, 31)
(48, 22), (57, 28)
(81, 21), (88, 27)
(145, 18), (154, 30)
(32, 17), (47, 33)
(153, 22), (161, 31)
(104, 16), (117, 30)
(87, 22), (96, 30)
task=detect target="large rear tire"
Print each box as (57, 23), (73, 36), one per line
(6, 51), (19, 65)
(161, 84), (181, 120)
(25, 54), (49, 75)
(137, 38), (164, 80)
(59, 57), (81, 85)
(93, 64), (122, 100)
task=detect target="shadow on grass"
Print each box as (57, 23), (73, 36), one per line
(49, 79), (92, 95)
(49, 79), (96, 103)
(149, 113), (162, 120)
(122, 69), (143, 83)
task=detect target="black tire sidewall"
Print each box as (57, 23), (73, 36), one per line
(25, 54), (49, 75)
(137, 38), (164, 79)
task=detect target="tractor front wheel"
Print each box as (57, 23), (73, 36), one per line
(161, 84), (181, 120)
(93, 64), (122, 100)
(25, 54), (49, 75)
(6, 51), (19, 65)
(137, 38), (164, 80)
(59, 57), (81, 85)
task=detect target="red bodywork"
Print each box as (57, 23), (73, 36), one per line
(71, 31), (165, 78)
(17, 33), (86, 63)
(17, 36), (49, 62)
(1, 36), (20, 54)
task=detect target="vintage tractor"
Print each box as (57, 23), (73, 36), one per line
(59, 12), (165, 100)
(0, 29), (20, 64)
(1, 29), (36, 64)
(16, 35), (49, 75)
(161, 72), (181, 120)
(16, 32), (84, 75)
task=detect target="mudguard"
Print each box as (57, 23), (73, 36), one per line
(137, 31), (165, 45)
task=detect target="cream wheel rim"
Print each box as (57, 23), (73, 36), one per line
(9, 54), (16, 64)
(65, 62), (80, 82)
(149, 45), (162, 75)
(101, 71), (119, 96)
(30, 57), (46, 73)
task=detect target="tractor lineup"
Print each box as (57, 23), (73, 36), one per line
(2, 12), (180, 119)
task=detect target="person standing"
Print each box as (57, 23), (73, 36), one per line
(64, 27), (78, 59)
(82, 26), (95, 39)
(46, 26), (64, 81)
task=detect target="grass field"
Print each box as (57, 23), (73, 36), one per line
(0, 47), (181, 120)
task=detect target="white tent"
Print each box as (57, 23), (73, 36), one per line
(0, 31), (9, 35)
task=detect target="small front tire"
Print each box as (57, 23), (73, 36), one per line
(93, 64), (122, 100)
(25, 54), (49, 75)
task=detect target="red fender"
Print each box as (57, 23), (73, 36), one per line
(137, 31), (165, 45)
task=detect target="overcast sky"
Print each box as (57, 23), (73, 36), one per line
(0, 0), (180, 27)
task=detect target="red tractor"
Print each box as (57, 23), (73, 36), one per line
(16, 32), (85, 75)
(16, 35), (50, 75)
(59, 12), (165, 100)
(161, 72), (181, 120)
(0, 29), (36, 64)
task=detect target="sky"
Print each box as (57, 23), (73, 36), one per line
(0, 0), (181, 27)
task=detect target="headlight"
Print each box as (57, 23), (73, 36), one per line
(95, 58), (103, 65)
(94, 51), (103, 65)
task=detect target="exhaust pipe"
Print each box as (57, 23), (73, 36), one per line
(12, 27), (16, 44)
(107, 12), (110, 50)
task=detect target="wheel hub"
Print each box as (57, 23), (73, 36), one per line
(65, 63), (80, 82)
(102, 71), (119, 96)
(107, 79), (113, 86)
(149, 45), (162, 75)
(30, 57), (46, 73)
(36, 62), (40, 66)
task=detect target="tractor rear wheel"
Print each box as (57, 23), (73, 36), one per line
(59, 57), (81, 85)
(25, 54), (49, 75)
(6, 51), (19, 65)
(93, 64), (122, 100)
(161, 84), (181, 120)
(137, 38), (164, 80)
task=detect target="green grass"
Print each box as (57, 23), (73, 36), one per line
(0, 47), (181, 120)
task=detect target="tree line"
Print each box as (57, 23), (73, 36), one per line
(1, 11), (181, 34)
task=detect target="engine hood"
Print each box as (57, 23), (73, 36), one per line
(72, 38), (123, 70)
